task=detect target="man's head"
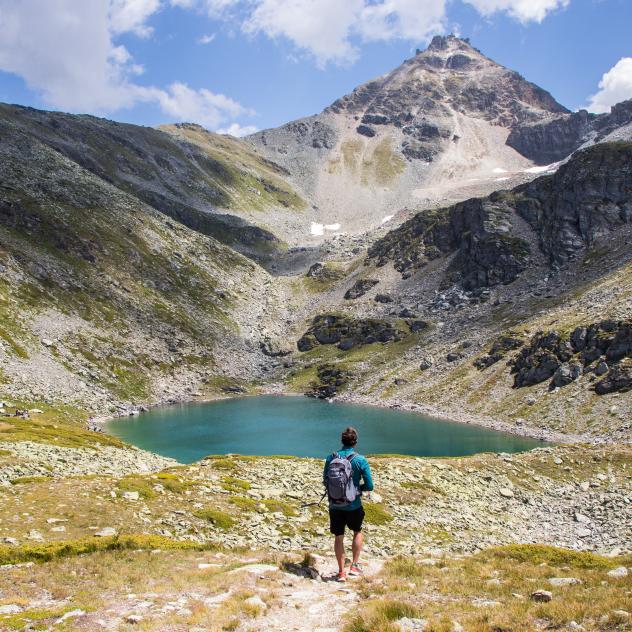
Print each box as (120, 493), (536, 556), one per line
(341, 426), (358, 447)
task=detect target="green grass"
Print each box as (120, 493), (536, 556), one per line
(487, 544), (625, 570)
(363, 503), (393, 525)
(117, 475), (156, 499)
(195, 508), (235, 530)
(0, 535), (217, 566)
(344, 599), (421, 632)
(9, 475), (51, 485)
(221, 476), (251, 492)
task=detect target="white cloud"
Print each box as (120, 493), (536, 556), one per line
(464, 0), (570, 23)
(109, 0), (162, 36)
(244, 0), (364, 67)
(198, 33), (216, 44)
(154, 82), (249, 127)
(217, 0), (565, 66)
(216, 122), (259, 136)
(0, 0), (254, 131)
(587, 57), (632, 114)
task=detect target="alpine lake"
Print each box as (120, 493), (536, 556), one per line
(105, 395), (546, 463)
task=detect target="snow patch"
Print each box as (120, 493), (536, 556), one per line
(495, 177), (510, 182)
(381, 215), (394, 224)
(524, 162), (559, 174)
(492, 168), (508, 174)
(311, 222), (341, 236)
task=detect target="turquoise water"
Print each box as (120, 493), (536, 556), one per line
(104, 396), (545, 463)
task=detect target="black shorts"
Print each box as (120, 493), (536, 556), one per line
(329, 507), (365, 536)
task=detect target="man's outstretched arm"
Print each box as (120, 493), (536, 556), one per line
(360, 459), (374, 492)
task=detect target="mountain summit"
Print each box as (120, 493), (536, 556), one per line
(247, 35), (571, 240)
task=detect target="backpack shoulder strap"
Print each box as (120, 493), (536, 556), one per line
(346, 452), (356, 462)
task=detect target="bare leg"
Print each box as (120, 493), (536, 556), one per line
(334, 535), (345, 573)
(351, 531), (363, 565)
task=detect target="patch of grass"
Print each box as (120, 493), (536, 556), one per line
(344, 599), (421, 632)
(262, 499), (298, 517)
(0, 414), (123, 449)
(117, 475), (156, 499)
(221, 476), (251, 492)
(195, 508), (235, 530)
(9, 475), (51, 485)
(362, 137), (406, 186)
(0, 535), (216, 566)
(487, 544), (624, 570)
(156, 472), (196, 494)
(363, 502), (393, 525)
(0, 606), (82, 630)
(204, 457), (238, 471)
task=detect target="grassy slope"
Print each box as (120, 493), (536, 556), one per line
(0, 118), (265, 411)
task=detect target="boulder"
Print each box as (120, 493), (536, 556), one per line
(344, 279), (379, 300)
(530, 589), (553, 602)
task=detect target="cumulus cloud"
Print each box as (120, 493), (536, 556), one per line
(109, 0), (162, 37)
(587, 58), (632, 114)
(198, 33), (216, 44)
(153, 82), (250, 127)
(0, 0), (254, 131)
(465, 0), (570, 23)
(204, 0), (568, 66)
(216, 122), (259, 136)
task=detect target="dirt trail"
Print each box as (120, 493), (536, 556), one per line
(241, 556), (385, 632)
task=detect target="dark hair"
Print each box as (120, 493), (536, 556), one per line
(341, 426), (358, 447)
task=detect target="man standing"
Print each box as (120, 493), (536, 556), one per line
(323, 426), (374, 582)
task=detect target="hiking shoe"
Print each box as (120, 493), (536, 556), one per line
(336, 571), (347, 582)
(348, 563), (363, 577)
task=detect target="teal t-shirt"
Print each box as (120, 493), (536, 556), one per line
(323, 446), (374, 511)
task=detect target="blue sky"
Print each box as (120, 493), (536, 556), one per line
(0, 0), (631, 135)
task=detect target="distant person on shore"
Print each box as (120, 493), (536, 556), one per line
(323, 426), (374, 582)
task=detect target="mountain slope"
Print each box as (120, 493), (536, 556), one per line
(284, 143), (632, 442)
(0, 113), (287, 413)
(0, 105), (305, 264)
(247, 35), (571, 240)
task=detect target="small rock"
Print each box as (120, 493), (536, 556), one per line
(244, 595), (267, 611)
(397, 617), (427, 630)
(549, 577), (582, 586)
(125, 614), (143, 624)
(95, 527), (117, 537)
(574, 512), (590, 523)
(607, 566), (628, 579)
(123, 491), (140, 501)
(57, 609), (86, 623)
(0, 605), (21, 615)
(530, 589), (553, 602)
(41, 338), (54, 347)
(499, 488), (514, 498)
(578, 481), (590, 492)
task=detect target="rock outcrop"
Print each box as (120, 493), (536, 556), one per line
(297, 315), (409, 352)
(507, 98), (632, 164)
(510, 320), (632, 394)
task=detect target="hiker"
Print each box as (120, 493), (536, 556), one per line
(323, 426), (374, 582)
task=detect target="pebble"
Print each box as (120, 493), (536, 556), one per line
(499, 488), (514, 498)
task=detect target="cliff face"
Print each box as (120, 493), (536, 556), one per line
(367, 142), (632, 288)
(516, 142), (632, 264)
(506, 99), (632, 164)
